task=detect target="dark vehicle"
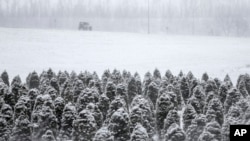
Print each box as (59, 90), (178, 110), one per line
(78, 22), (92, 31)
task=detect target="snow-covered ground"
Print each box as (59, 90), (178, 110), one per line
(0, 27), (250, 84)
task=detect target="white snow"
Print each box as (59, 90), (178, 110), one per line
(0, 27), (250, 84)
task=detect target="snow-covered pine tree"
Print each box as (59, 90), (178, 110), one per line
(186, 114), (206, 141)
(127, 77), (138, 106)
(183, 104), (197, 131)
(162, 108), (180, 135)
(180, 77), (190, 104)
(72, 109), (97, 141)
(198, 120), (222, 141)
(206, 98), (224, 126)
(58, 102), (76, 140)
(201, 72), (209, 82)
(28, 71), (40, 89)
(105, 81), (116, 102)
(224, 87), (242, 114)
(10, 115), (32, 141)
(76, 88), (99, 112)
(156, 93), (175, 138)
(146, 81), (159, 107)
(1, 71), (9, 86)
(98, 93), (110, 120)
(130, 123), (149, 141)
(108, 108), (130, 141)
(188, 85), (206, 114)
(93, 126), (114, 141)
(54, 97), (65, 130)
(164, 123), (186, 141)
(86, 103), (103, 129)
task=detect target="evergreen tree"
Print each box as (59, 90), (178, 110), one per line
(164, 123), (186, 141)
(54, 97), (65, 130)
(156, 93), (175, 137)
(106, 96), (126, 120)
(101, 70), (111, 92)
(206, 98), (224, 126)
(146, 81), (159, 107)
(198, 121), (222, 141)
(224, 74), (233, 87)
(127, 77), (138, 106)
(76, 88), (99, 112)
(130, 123), (149, 141)
(93, 127), (114, 141)
(47, 68), (54, 80)
(98, 93), (110, 120)
(165, 70), (174, 80)
(180, 77), (190, 104)
(188, 85), (206, 114)
(108, 108), (130, 141)
(183, 104), (197, 131)
(142, 72), (152, 96)
(10, 115), (32, 141)
(0, 102), (13, 131)
(204, 79), (217, 95)
(111, 69), (122, 85)
(72, 110), (97, 141)
(28, 71), (40, 89)
(218, 83), (229, 105)
(0, 117), (10, 141)
(105, 81), (116, 102)
(32, 106), (58, 141)
(41, 130), (56, 141)
(238, 79), (249, 97)
(1, 71), (9, 86)
(186, 114), (206, 141)
(224, 88), (242, 114)
(116, 84), (128, 110)
(162, 108), (180, 135)
(86, 103), (103, 129)
(153, 68), (161, 81)
(134, 72), (142, 95)
(50, 77), (60, 94)
(243, 74), (250, 94)
(201, 72), (209, 82)
(59, 103), (76, 140)
(73, 79), (85, 103)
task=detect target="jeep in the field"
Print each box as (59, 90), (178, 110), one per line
(78, 22), (92, 31)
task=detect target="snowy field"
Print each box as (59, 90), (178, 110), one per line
(0, 27), (250, 83)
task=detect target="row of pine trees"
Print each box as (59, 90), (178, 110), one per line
(0, 68), (250, 141)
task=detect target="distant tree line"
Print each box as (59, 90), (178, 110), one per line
(0, 68), (250, 141)
(0, 0), (249, 36)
